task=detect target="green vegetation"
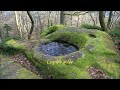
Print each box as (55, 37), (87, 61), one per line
(2, 35), (21, 42)
(27, 27), (119, 79)
(81, 24), (101, 30)
(3, 24), (13, 36)
(41, 25), (65, 36)
(1, 11), (120, 79)
(46, 31), (88, 49)
(16, 68), (40, 79)
(1, 26), (120, 79)
(0, 55), (40, 79)
(0, 39), (26, 55)
(110, 28), (120, 47)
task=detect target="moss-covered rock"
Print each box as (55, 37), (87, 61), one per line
(25, 27), (120, 79)
(0, 39), (26, 55)
(33, 28), (89, 62)
(46, 31), (88, 49)
(41, 25), (65, 36)
(0, 56), (41, 79)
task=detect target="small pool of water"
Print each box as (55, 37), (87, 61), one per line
(39, 42), (79, 56)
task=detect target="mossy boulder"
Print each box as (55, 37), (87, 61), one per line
(34, 28), (89, 62)
(29, 27), (120, 79)
(46, 31), (88, 49)
(41, 25), (65, 36)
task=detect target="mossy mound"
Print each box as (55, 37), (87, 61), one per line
(0, 39), (26, 55)
(46, 31), (88, 49)
(41, 25), (65, 36)
(34, 28), (89, 62)
(81, 23), (101, 30)
(30, 27), (120, 79)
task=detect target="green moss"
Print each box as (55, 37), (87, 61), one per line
(16, 68), (40, 79)
(5, 39), (26, 49)
(46, 31), (88, 49)
(25, 27), (120, 79)
(2, 35), (21, 42)
(97, 59), (120, 78)
(110, 28), (120, 50)
(0, 39), (26, 55)
(24, 50), (34, 62)
(41, 25), (65, 36)
(0, 55), (41, 79)
(0, 28), (118, 79)
(81, 23), (101, 30)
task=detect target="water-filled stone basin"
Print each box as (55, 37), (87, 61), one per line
(38, 42), (79, 56)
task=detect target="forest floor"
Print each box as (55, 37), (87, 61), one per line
(0, 54), (42, 79)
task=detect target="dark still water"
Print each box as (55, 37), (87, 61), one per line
(39, 42), (78, 56)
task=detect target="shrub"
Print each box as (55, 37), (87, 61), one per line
(81, 24), (101, 30)
(110, 28), (120, 37)
(110, 28), (120, 46)
(3, 24), (13, 36)
(3, 24), (12, 31)
(2, 35), (21, 42)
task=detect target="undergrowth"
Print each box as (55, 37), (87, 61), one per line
(0, 39), (26, 55)
(81, 24), (101, 30)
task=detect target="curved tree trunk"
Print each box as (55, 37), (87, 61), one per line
(89, 12), (96, 26)
(27, 11), (34, 39)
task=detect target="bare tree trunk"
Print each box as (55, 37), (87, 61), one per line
(50, 19), (53, 26)
(27, 11), (34, 39)
(48, 11), (52, 27)
(76, 15), (80, 27)
(99, 11), (108, 32)
(111, 11), (119, 28)
(54, 11), (58, 25)
(60, 11), (65, 25)
(48, 12), (50, 27)
(89, 12), (96, 26)
(81, 15), (84, 24)
(37, 12), (43, 35)
(0, 31), (2, 40)
(95, 16), (98, 25)
(70, 15), (72, 26)
(107, 11), (113, 29)
(0, 11), (3, 39)
(25, 13), (29, 33)
(14, 11), (23, 39)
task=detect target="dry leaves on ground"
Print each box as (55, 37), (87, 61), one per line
(11, 53), (40, 76)
(88, 67), (111, 79)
